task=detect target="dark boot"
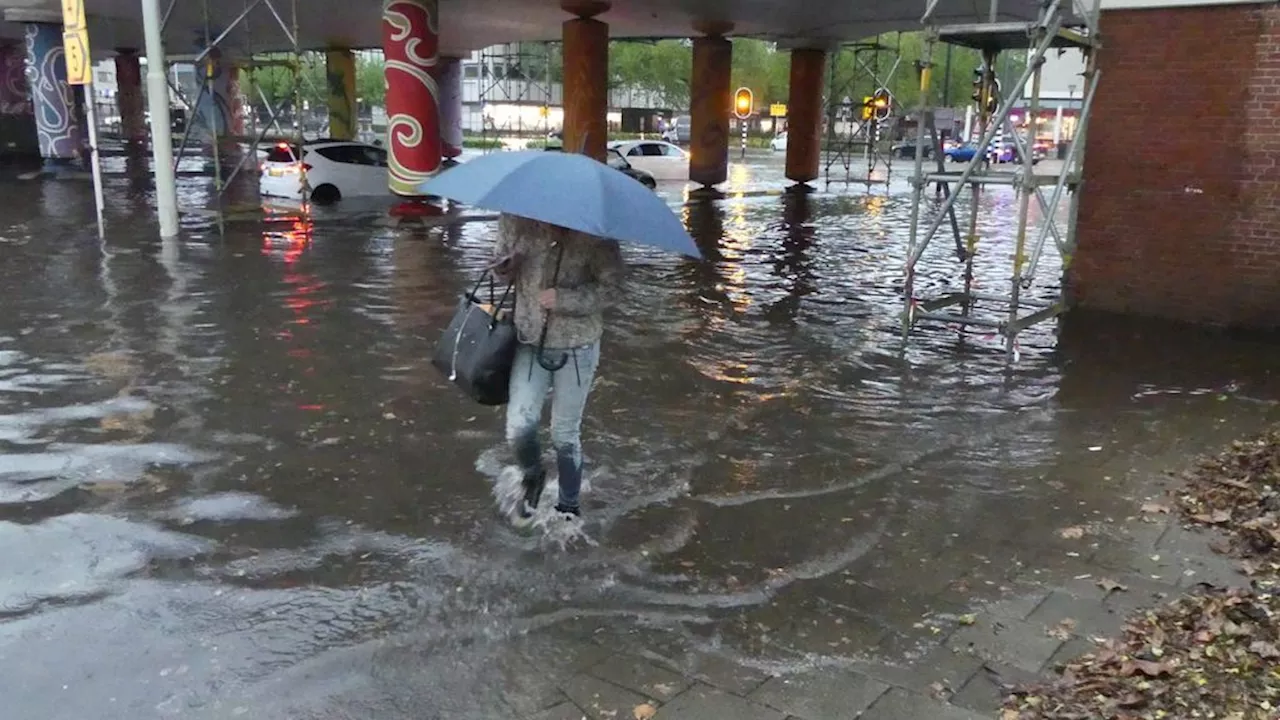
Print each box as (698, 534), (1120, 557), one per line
(513, 466), (546, 527)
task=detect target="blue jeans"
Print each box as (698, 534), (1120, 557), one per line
(505, 341), (601, 510)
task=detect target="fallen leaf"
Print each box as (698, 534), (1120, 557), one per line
(1048, 618), (1077, 641)
(633, 704), (656, 720)
(1248, 640), (1280, 659)
(1140, 502), (1171, 514)
(1096, 578), (1129, 593)
(1059, 526), (1087, 539)
(929, 681), (950, 700)
(958, 613), (977, 626)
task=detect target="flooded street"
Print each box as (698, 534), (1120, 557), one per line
(2, 151), (1278, 720)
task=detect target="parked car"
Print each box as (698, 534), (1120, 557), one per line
(607, 139), (689, 181)
(892, 141), (935, 159)
(606, 147), (657, 189)
(770, 131), (787, 152)
(661, 115), (692, 145)
(260, 139), (389, 204)
(543, 145), (657, 189)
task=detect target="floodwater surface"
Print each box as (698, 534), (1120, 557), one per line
(1, 151), (1278, 719)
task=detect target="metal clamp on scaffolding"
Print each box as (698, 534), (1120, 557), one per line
(903, 0), (1103, 357)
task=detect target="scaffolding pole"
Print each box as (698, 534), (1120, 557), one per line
(168, 0), (308, 205)
(141, 0), (179, 237)
(904, 0), (1102, 357)
(823, 36), (902, 186)
(477, 41), (558, 152)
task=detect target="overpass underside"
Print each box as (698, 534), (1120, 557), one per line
(0, 0), (1277, 335)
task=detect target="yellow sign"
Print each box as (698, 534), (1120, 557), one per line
(61, 0), (91, 85)
(769, 103), (787, 117)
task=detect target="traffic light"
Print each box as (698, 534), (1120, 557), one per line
(870, 89), (892, 121)
(971, 66), (999, 115)
(734, 87), (753, 119)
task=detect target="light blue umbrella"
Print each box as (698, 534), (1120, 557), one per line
(419, 150), (701, 259)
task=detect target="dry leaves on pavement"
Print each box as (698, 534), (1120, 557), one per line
(1174, 427), (1280, 574)
(1003, 585), (1280, 719)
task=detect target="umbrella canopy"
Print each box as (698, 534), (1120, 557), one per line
(420, 151), (701, 259)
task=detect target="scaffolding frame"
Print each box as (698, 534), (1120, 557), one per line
(477, 41), (557, 151)
(823, 36), (902, 186)
(162, 0), (310, 204)
(903, 0), (1102, 357)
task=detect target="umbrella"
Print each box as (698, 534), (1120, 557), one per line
(419, 150), (701, 259)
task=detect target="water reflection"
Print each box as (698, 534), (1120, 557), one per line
(0, 161), (1277, 719)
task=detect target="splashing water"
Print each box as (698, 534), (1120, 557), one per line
(489, 464), (598, 550)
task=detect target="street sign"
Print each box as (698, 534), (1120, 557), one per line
(769, 103), (787, 118)
(61, 0), (91, 85)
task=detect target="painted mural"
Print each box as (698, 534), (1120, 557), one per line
(193, 47), (242, 143)
(0, 41), (31, 115)
(24, 23), (85, 162)
(382, 0), (441, 195)
(325, 49), (358, 141)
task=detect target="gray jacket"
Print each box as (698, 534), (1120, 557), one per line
(493, 213), (625, 349)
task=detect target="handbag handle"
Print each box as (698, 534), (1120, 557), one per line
(466, 268), (515, 329)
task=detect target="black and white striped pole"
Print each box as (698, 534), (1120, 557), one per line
(734, 87), (753, 160)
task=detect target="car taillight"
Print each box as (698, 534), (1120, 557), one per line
(300, 163), (312, 172)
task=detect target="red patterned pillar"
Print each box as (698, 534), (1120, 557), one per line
(382, 0), (442, 196)
(114, 49), (147, 146)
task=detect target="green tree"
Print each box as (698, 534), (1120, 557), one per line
(608, 40), (691, 109)
(730, 39), (790, 107)
(240, 52), (325, 112)
(355, 54), (385, 107)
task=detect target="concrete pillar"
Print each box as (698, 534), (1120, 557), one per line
(23, 22), (87, 171)
(325, 48), (358, 140)
(114, 49), (147, 147)
(785, 48), (826, 184)
(437, 56), (463, 159)
(382, 0), (442, 196)
(561, 1), (609, 161)
(688, 28), (731, 188)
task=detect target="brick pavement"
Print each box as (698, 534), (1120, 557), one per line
(511, 502), (1246, 720)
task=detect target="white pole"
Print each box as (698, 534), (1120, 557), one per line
(1053, 104), (1064, 146)
(963, 104), (973, 142)
(141, 0), (179, 238)
(83, 81), (105, 237)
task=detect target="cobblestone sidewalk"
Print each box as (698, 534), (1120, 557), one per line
(519, 504), (1245, 720)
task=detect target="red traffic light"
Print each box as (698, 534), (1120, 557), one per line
(733, 87), (753, 119)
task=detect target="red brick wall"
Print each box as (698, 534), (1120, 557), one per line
(1069, 4), (1280, 328)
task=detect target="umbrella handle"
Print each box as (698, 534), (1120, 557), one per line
(535, 241), (569, 372)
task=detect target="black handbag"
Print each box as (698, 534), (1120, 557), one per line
(431, 271), (518, 406)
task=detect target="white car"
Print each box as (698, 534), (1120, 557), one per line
(260, 139), (389, 204)
(770, 131), (788, 152)
(606, 139), (689, 182)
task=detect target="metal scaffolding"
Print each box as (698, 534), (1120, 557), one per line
(823, 35), (902, 186)
(163, 0), (309, 203)
(903, 0), (1101, 357)
(477, 41), (558, 151)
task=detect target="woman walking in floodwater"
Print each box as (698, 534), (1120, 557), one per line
(490, 213), (625, 527)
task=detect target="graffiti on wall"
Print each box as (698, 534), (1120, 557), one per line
(24, 23), (85, 161)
